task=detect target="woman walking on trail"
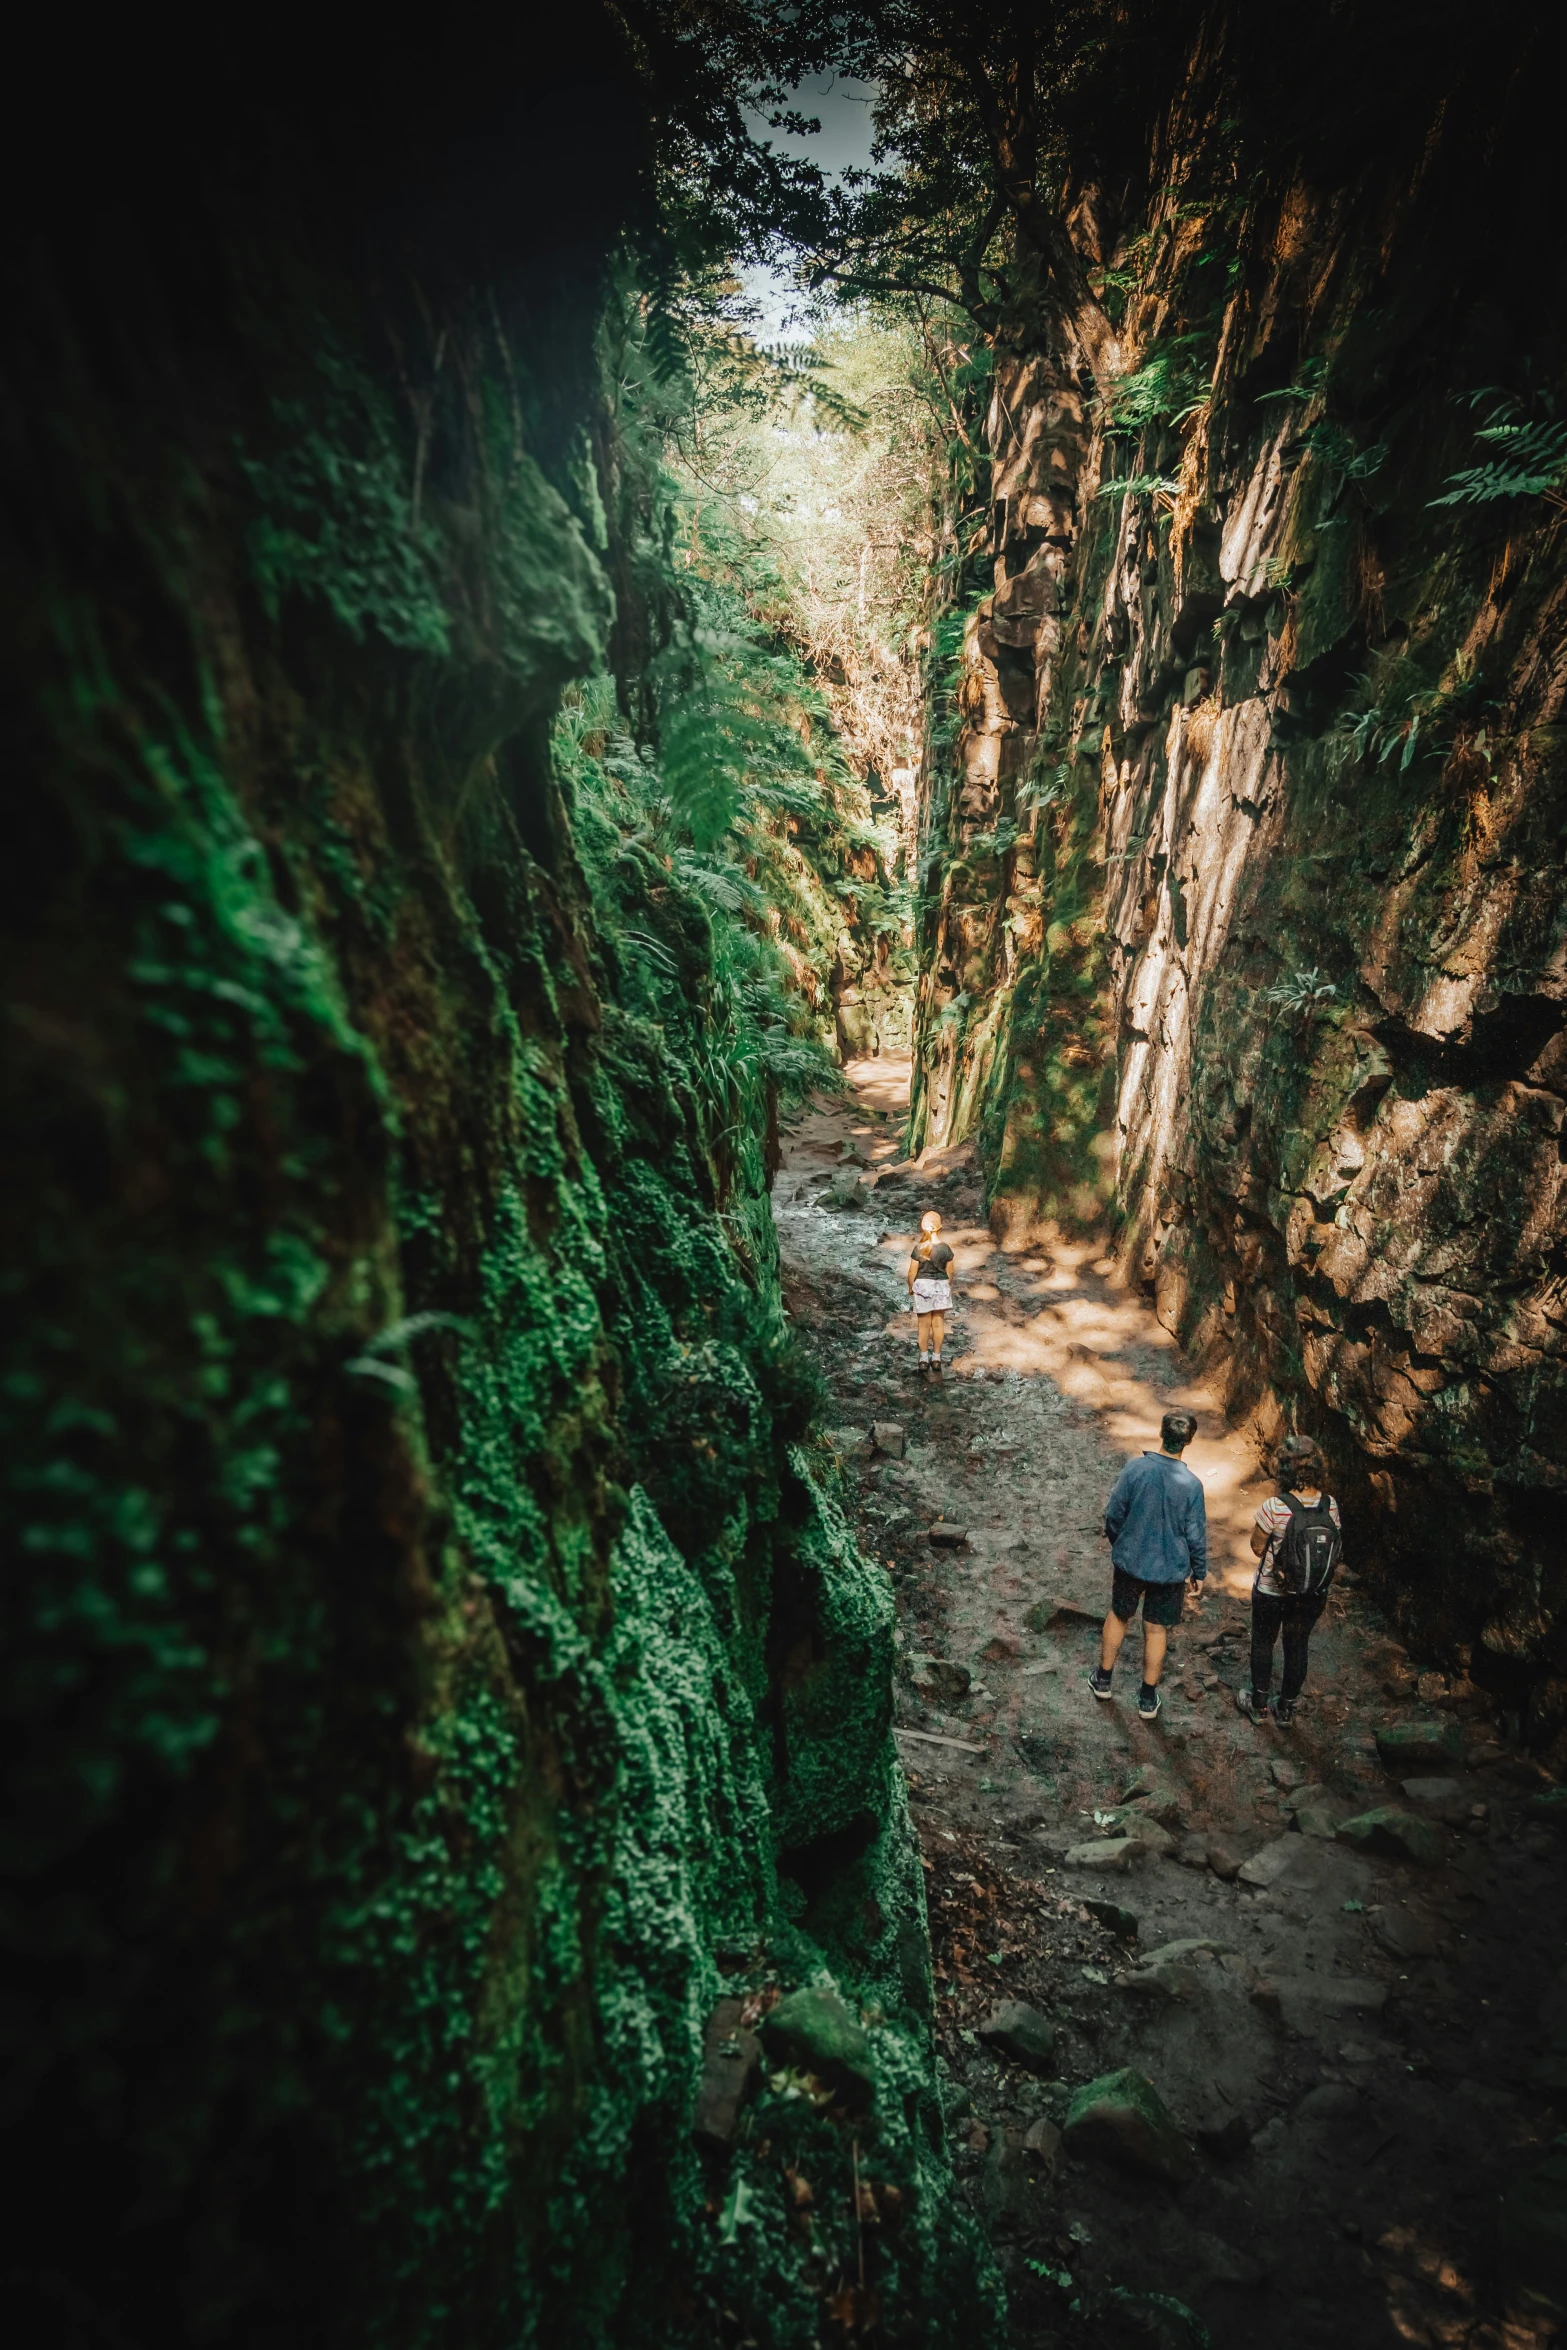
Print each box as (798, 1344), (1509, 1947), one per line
(1238, 1433), (1345, 1725)
(908, 1210), (953, 1373)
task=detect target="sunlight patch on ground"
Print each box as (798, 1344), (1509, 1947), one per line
(841, 1055), (912, 1115)
(787, 1065), (1271, 1588)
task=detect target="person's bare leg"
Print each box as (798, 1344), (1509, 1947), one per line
(929, 1309), (945, 1362)
(916, 1311), (933, 1359)
(1142, 1620), (1169, 1687)
(1100, 1610), (1129, 1672)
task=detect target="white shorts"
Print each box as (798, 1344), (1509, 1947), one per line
(912, 1278), (952, 1313)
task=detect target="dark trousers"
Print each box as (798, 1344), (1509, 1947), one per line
(1250, 1592), (1326, 1702)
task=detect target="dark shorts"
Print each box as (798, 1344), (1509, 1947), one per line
(1110, 1570), (1187, 1628)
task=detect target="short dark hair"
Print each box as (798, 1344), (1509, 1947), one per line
(1277, 1434), (1325, 1490)
(1160, 1410), (1197, 1450)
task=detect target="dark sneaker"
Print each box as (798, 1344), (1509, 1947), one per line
(1275, 1697), (1298, 1726)
(1137, 1683), (1161, 1720)
(1088, 1666), (1115, 1702)
(1235, 1688), (1271, 1722)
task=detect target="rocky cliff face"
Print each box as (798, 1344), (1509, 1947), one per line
(0, 29), (990, 2345)
(910, 11), (1567, 1724)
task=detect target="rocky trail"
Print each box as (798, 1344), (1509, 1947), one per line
(776, 1060), (1567, 2350)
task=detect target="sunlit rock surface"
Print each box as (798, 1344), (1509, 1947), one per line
(909, 27), (1567, 1716)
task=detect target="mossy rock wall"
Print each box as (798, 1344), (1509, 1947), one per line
(0, 28), (994, 2347)
(908, 7), (1567, 1717)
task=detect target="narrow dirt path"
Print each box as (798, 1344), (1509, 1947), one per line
(776, 1060), (1564, 2350)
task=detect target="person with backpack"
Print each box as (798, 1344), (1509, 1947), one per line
(1237, 1433), (1344, 1725)
(1090, 1410), (1207, 1719)
(907, 1209), (954, 1373)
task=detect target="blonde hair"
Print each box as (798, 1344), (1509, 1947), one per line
(920, 1210), (942, 1234)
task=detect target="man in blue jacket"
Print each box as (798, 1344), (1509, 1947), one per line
(1090, 1410), (1207, 1719)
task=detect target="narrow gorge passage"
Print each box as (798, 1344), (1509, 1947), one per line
(778, 1061), (1566, 2350)
(5, 5), (1566, 2346)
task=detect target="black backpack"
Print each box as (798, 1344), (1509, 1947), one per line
(1277, 1493), (1342, 1597)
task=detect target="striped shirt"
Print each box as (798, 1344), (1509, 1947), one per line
(1253, 1491), (1343, 1598)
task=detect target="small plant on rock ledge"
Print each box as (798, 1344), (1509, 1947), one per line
(1260, 967), (1338, 1016)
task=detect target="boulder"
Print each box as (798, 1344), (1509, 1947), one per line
(1400, 1774), (1476, 1827)
(1063, 2068), (1193, 2186)
(1065, 1836), (1144, 1874)
(1093, 1806), (1178, 1856)
(1371, 1905), (1442, 1961)
(1499, 2142), (1567, 2319)
(1336, 1808), (1448, 1868)
(911, 1656), (971, 1704)
(1401, 1775), (1464, 1808)
(978, 2001), (1057, 2072)
(1178, 1834), (1212, 1869)
(761, 1987), (875, 2106)
(1282, 1782), (1330, 1813)
(871, 1419), (906, 1459)
(1206, 1836), (1252, 1882)
(1271, 1760), (1309, 1792)
(1375, 1720), (1462, 1770)
(829, 1426), (872, 1460)
(1123, 1961), (1202, 2002)
(1023, 2115), (1063, 2173)
(1084, 1898), (1141, 1941)
(928, 1522), (969, 1549)
(1237, 1837), (1300, 1888)
(1141, 1937), (1231, 1968)
(1294, 1802), (1343, 1842)
(1120, 1771), (1185, 1825)
(825, 1168), (866, 1209)
(1527, 1787), (1567, 1826)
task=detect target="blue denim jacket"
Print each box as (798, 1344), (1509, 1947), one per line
(1104, 1451), (1208, 1584)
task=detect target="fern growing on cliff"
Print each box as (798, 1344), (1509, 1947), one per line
(1094, 470), (1180, 503)
(1431, 387), (1567, 507)
(1102, 332), (1212, 434)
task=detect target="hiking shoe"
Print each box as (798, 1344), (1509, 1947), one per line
(1137, 1683), (1162, 1720)
(1235, 1688), (1271, 1722)
(1275, 1697), (1298, 1726)
(1088, 1666), (1115, 1702)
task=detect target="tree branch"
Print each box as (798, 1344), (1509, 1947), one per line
(806, 257), (994, 326)
(949, 28), (1119, 393)
(955, 188), (1008, 322)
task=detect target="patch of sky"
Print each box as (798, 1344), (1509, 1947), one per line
(739, 75), (878, 342)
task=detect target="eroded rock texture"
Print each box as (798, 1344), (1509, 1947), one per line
(911, 12), (1567, 1713)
